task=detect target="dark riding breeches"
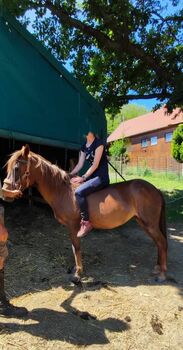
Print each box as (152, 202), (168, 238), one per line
(75, 176), (109, 221)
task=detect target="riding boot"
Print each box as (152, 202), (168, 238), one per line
(0, 269), (28, 317)
(77, 220), (93, 238)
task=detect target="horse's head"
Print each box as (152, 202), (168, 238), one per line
(3, 144), (32, 200)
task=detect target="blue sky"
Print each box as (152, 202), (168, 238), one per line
(129, 98), (157, 111)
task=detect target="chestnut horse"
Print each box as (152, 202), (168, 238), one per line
(3, 145), (167, 283)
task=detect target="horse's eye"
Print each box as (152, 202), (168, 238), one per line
(15, 164), (19, 173)
(14, 164), (20, 178)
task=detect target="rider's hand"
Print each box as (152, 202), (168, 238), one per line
(11, 190), (23, 198)
(68, 173), (76, 179)
(70, 176), (84, 184)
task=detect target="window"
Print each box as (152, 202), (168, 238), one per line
(150, 136), (158, 145)
(165, 132), (173, 142)
(141, 139), (148, 148)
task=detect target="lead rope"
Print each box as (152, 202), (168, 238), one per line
(107, 160), (126, 181)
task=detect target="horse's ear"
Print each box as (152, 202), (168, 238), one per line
(22, 144), (30, 159)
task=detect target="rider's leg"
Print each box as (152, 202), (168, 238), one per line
(75, 177), (107, 237)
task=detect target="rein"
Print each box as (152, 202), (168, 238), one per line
(107, 160), (126, 181)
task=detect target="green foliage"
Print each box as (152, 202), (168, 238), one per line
(143, 168), (152, 177)
(108, 139), (127, 158)
(106, 103), (148, 134)
(120, 104), (148, 121)
(105, 103), (138, 159)
(4, 0), (183, 113)
(171, 124), (183, 163)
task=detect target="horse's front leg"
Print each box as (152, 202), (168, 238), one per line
(69, 231), (83, 285)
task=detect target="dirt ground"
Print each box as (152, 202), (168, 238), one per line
(0, 200), (183, 350)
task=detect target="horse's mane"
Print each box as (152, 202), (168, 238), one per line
(6, 150), (23, 173)
(6, 150), (70, 188)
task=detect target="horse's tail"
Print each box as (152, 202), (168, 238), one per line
(159, 191), (167, 240)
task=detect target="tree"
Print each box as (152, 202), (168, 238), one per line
(171, 124), (183, 163)
(106, 104), (148, 135)
(108, 139), (129, 161)
(4, 0), (183, 113)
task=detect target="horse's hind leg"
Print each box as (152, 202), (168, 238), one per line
(153, 231), (167, 282)
(136, 217), (167, 282)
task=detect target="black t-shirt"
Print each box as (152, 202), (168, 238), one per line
(81, 138), (109, 182)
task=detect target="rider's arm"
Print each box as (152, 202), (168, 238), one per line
(70, 151), (86, 176)
(83, 145), (104, 180)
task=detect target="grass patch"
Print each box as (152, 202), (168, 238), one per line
(109, 166), (183, 222)
(163, 190), (183, 222)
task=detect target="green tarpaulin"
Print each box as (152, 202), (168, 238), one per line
(0, 6), (107, 150)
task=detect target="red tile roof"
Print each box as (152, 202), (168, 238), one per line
(107, 107), (183, 143)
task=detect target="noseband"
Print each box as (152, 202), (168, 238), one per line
(4, 157), (31, 191)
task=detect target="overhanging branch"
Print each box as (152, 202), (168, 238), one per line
(28, 0), (174, 82)
(102, 92), (171, 107)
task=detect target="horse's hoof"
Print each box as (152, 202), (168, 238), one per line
(69, 274), (82, 287)
(152, 265), (161, 275)
(67, 266), (76, 274)
(155, 275), (166, 283)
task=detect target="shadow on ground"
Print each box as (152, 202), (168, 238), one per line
(0, 192), (182, 345)
(3, 193), (183, 293)
(0, 304), (129, 346)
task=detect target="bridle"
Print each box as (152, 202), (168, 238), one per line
(4, 157), (31, 192)
(17, 157), (31, 190)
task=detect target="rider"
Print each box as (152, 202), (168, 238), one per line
(70, 130), (109, 238)
(0, 181), (27, 317)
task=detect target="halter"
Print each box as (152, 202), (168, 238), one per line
(4, 157), (31, 192)
(17, 157), (31, 191)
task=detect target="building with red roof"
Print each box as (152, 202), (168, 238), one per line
(107, 107), (183, 173)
